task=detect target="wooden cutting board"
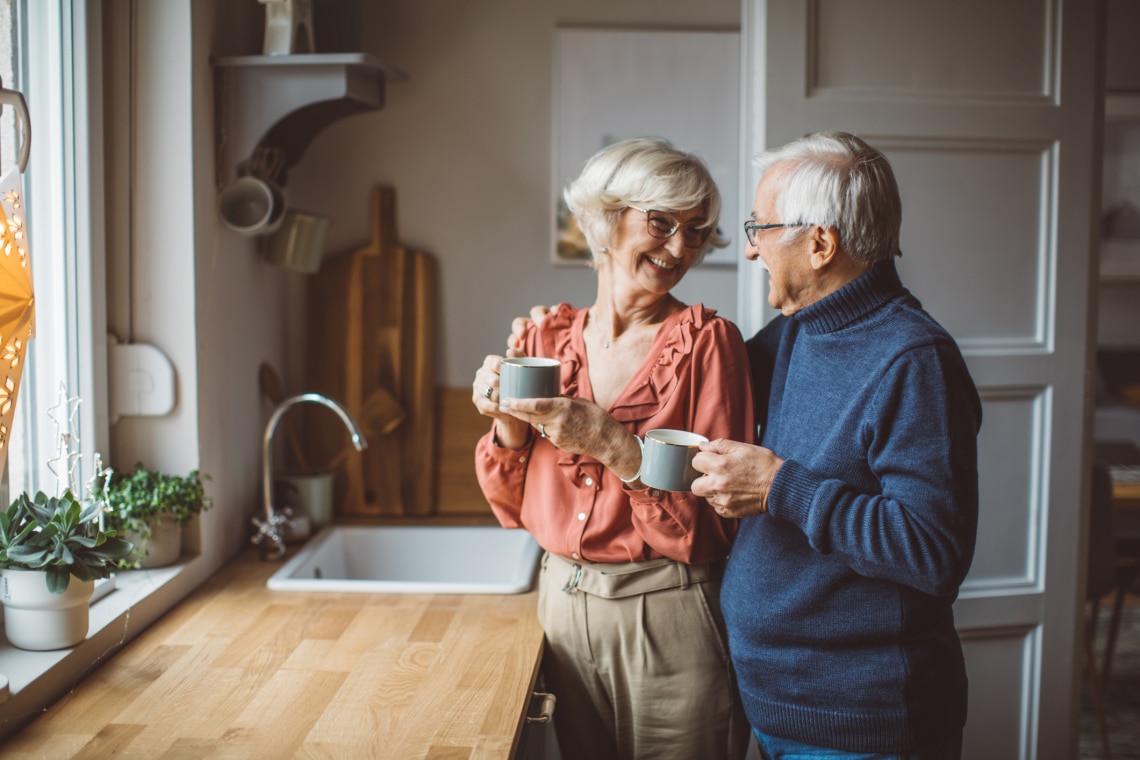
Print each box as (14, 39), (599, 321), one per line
(305, 187), (437, 516)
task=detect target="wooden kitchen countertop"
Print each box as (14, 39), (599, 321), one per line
(2, 548), (546, 758)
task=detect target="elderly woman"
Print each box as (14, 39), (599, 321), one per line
(471, 138), (754, 760)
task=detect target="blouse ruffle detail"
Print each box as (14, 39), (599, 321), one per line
(609, 305), (711, 424)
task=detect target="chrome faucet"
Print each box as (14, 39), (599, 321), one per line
(252, 393), (368, 560)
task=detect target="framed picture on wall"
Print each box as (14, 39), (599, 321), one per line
(552, 27), (741, 266)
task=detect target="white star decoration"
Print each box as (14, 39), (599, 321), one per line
(46, 382), (82, 496)
(85, 451), (113, 504)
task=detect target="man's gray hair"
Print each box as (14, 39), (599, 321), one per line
(754, 131), (902, 265)
(565, 137), (727, 264)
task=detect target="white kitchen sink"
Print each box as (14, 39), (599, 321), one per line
(266, 525), (542, 594)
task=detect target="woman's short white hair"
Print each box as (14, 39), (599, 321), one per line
(563, 137), (728, 264)
(754, 131), (902, 265)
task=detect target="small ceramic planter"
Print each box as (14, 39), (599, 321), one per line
(0, 568), (93, 650)
(275, 472), (335, 528)
(125, 516), (182, 568)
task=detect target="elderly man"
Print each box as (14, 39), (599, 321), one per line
(692, 131), (981, 760)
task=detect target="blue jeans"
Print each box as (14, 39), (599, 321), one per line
(752, 728), (963, 760)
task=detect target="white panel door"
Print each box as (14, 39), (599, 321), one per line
(739, 2), (1101, 758)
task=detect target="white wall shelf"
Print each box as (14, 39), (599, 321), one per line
(1106, 93), (1140, 121)
(1100, 239), (1140, 282)
(211, 53), (406, 186)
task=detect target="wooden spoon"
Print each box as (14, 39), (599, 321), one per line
(258, 363), (310, 472)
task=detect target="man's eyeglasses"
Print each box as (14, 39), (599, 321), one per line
(629, 206), (712, 248)
(743, 220), (808, 246)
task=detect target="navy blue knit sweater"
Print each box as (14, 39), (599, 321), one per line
(722, 260), (981, 753)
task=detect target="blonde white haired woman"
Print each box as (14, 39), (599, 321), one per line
(471, 138), (755, 760)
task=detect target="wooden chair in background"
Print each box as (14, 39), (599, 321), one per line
(1102, 507), (1140, 687)
(1086, 463), (1117, 759)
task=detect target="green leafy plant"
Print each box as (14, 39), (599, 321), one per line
(0, 490), (134, 593)
(93, 464), (213, 542)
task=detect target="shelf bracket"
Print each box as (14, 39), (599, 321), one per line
(211, 53), (405, 186)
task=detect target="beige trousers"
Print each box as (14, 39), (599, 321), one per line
(538, 552), (748, 760)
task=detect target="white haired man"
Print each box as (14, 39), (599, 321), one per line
(692, 131), (981, 760)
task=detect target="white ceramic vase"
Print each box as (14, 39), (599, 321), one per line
(125, 516), (182, 568)
(0, 568), (93, 650)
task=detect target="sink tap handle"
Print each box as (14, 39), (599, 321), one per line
(250, 511), (288, 559)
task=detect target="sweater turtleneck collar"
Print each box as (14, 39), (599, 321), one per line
(793, 258), (905, 335)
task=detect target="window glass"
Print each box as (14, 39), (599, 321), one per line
(0, 2), (15, 172)
(0, 0), (94, 504)
(0, 0), (21, 503)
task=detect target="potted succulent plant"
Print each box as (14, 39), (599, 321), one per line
(0, 490), (134, 650)
(93, 464), (213, 569)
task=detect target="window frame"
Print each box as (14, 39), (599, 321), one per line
(9, 0), (108, 501)
(0, 2), (173, 738)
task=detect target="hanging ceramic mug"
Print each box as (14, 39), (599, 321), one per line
(263, 208), (331, 273)
(217, 175), (285, 236)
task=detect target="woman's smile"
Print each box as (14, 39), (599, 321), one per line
(645, 253), (680, 272)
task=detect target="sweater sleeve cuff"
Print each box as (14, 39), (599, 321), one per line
(768, 458), (821, 527)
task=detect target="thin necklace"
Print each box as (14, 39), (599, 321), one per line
(591, 317), (612, 349)
(591, 298), (675, 349)
(589, 311), (613, 349)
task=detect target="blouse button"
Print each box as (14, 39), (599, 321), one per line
(584, 477), (594, 486)
(650, 489), (661, 498)
(518, 455), (528, 463)
(577, 512), (586, 521)
(572, 552), (579, 560)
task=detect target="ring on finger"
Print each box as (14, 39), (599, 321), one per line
(538, 423), (547, 438)
(483, 386), (493, 399)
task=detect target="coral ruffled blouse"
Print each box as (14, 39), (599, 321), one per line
(475, 303), (755, 564)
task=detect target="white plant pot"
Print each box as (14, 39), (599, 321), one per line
(0, 569), (93, 651)
(275, 472), (335, 528)
(126, 516), (182, 568)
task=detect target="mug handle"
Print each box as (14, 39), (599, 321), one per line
(0, 85), (31, 174)
(618, 434), (644, 484)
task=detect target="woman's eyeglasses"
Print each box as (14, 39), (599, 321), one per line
(629, 206), (712, 248)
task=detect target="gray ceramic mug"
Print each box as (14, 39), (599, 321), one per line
(499, 357), (562, 409)
(638, 429), (710, 491)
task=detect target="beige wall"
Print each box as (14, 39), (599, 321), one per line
(104, 0), (281, 567)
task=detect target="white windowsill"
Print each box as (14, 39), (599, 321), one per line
(0, 562), (186, 724)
